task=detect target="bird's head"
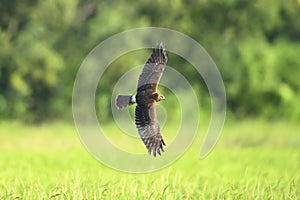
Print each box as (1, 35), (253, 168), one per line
(157, 94), (165, 101)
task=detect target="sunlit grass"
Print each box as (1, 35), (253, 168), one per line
(0, 120), (299, 199)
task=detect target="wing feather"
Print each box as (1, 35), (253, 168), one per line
(137, 42), (167, 92)
(134, 42), (167, 157)
(135, 103), (165, 156)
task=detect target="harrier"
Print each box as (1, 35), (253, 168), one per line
(116, 42), (167, 157)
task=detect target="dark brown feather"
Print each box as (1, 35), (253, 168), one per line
(135, 104), (165, 156)
(134, 42), (167, 157)
(137, 42), (167, 92)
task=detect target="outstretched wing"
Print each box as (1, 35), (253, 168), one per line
(137, 42), (167, 93)
(135, 103), (166, 157)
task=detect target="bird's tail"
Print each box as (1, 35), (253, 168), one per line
(116, 95), (136, 109)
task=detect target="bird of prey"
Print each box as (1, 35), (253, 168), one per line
(116, 42), (167, 157)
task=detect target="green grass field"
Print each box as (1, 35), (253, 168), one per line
(0, 120), (299, 199)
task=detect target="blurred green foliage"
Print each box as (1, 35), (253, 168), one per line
(0, 0), (300, 122)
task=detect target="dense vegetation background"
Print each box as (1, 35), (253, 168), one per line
(1, 0), (300, 122)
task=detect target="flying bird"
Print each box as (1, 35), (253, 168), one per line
(116, 42), (167, 157)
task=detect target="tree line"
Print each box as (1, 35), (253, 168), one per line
(0, 0), (299, 122)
